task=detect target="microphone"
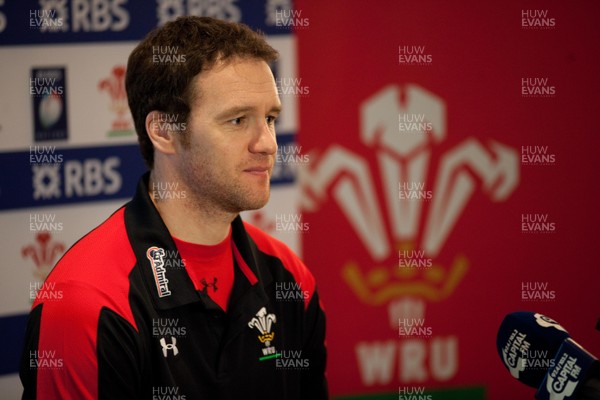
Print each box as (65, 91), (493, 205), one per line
(535, 338), (600, 400)
(497, 311), (570, 387)
(496, 311), (600, 400)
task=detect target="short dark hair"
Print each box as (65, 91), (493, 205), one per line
(125, 16), (279, 168)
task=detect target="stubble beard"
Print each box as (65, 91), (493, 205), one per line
(178, 146), (271, 217)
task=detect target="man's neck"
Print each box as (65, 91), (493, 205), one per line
(148, 171), (235, 245)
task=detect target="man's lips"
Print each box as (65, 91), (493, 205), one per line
(243, 166), (272, 175)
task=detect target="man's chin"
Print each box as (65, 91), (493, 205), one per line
(223, 190), (270, 214)
(241, 192), (270, 212)
(243, 199), (269, 212)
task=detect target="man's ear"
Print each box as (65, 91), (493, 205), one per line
(146, 111), (177, 156)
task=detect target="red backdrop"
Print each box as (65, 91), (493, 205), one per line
(295, 1), (600, 399)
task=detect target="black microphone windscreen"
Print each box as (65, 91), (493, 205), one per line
(497, 311), (570, 388)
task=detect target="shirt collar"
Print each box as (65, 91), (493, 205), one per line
(124, 172), (272, 311)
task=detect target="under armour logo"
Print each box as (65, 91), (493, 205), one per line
(200, 277), (218, 294)
(160, 337), (179, 358)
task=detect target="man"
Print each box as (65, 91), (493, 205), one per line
(20, 16), (327, 399)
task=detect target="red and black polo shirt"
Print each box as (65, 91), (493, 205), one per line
(20, 173), (328, 399)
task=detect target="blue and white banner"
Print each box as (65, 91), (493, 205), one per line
(0, 2), (302, 395)
(0, 0), (292, 45)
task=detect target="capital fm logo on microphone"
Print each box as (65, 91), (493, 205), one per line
(545, 353), (581, 400)
(501, 329), (529, 379)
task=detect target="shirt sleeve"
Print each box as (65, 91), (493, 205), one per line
(97, 307), (144, 399)
(301, 288), (329, 399)
(20, 281), (142, 399)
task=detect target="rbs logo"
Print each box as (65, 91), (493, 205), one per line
(34, 0), (130, 33)
(32, 157), (122, 200)
(70, 0), (129, 32)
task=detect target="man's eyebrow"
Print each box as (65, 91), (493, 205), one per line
(216, 105), (282, 120)
(269, 105), (283, 114)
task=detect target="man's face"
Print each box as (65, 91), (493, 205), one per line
(175, 57), (280, 214)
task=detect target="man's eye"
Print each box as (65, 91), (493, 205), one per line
(266, 115), (277, 125)
(230, 117), (244, 125)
